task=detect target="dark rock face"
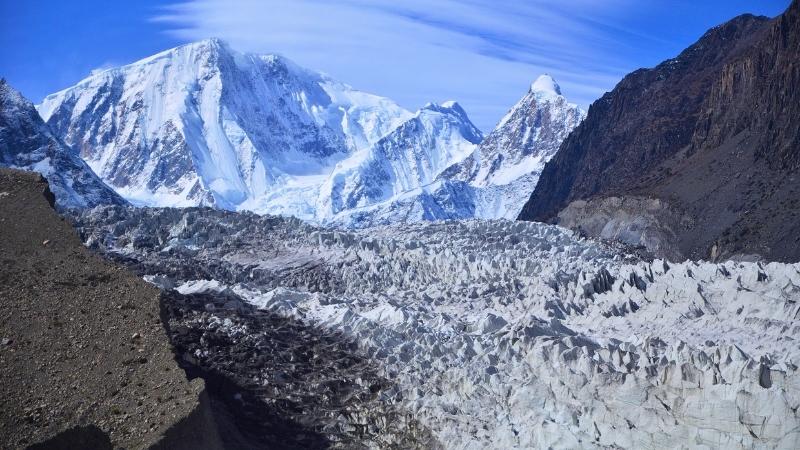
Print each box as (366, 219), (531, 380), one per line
(519, 1), (800, 262)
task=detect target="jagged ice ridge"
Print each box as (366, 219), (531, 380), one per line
(74, 206), (800, 449)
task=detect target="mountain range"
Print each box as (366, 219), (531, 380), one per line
(2, 3), (800, 448)
(2, 1), (797, 261)
(34, 39), (583, 225)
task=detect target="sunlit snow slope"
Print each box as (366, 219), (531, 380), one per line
(38, 40), (582, 226)
(443, 75), (585, 219)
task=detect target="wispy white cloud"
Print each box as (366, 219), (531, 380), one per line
(151, 0), (664, 130)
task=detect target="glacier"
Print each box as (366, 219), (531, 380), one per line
(38, 39), (582, 226)
(75, 206), (800, 449)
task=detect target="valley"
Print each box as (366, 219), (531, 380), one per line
(1, 1), (799, 449)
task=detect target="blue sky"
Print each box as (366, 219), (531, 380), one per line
(0, 0), (791, 131)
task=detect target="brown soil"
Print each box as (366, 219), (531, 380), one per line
(0, 168), (222, 449)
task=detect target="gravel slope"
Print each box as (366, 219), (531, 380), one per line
(0, 169), (221, 449)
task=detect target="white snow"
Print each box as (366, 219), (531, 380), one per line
(441, 74), (586, 220)
(37, 39), (490, 224)
(36, 41), (584, 227)
(531, 73), (562, 98)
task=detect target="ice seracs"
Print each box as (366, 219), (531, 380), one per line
(75, 206), (800, 449)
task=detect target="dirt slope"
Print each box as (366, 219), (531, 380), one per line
(0, 168), (223, 449)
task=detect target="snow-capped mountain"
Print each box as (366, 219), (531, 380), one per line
(442, 75), (585, 219)
(333, 74), (585, 225)
(0, 79), (125, 209)
(38, 39), (581, 226)
(39, 38), (417, 217)
(37, 39), (478, 222)
(319, 101), (481, 218)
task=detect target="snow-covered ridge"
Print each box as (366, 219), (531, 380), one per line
(36, 39), (481, 223)
(441, 74), (586, 219)
(531, 73), (562, 98)
(37, 39), (584, 226)
(0, 80), (125, 208)
(75, 206), (800, 449)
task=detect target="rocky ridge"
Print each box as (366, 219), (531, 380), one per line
(519, 1), (800, 262)
(442, 75), (585, 219)
(0, 169), (220, 449)
(0, 80), (124, 209)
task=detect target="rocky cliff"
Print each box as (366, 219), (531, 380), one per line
(519, 1), (800, 262)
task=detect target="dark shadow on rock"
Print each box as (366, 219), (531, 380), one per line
(26, 425), (112, 450)
(159, 292), (331, 450)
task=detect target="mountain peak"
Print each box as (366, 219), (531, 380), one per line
(440, 100), (460, 109)
(531, 74), (562, 97)
(200, 37), (227, 46)
(0, 78), (27, 108)
(177, 37), (233, 57)
(421, 101), (462, 114)
(1, 80), (126, 208)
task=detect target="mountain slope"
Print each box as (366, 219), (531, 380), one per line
(318, 102), (481, 219)
(39, 38), (415, 214)
(519, 1), (800, 261)
(326, 75), (584, 226)
(39, 39), (486, 223)
(0, 169), (221, 449)
(0, 80), (124, 209)
(443, 75), (585, 219)
(39, 40), (584, 226)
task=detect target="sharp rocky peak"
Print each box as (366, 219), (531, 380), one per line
(0, 80), (125, 208)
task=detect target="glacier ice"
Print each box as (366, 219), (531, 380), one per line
(75, 207), (800, 449)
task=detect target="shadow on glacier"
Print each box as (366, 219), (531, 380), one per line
(159, 289), (438, 449)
